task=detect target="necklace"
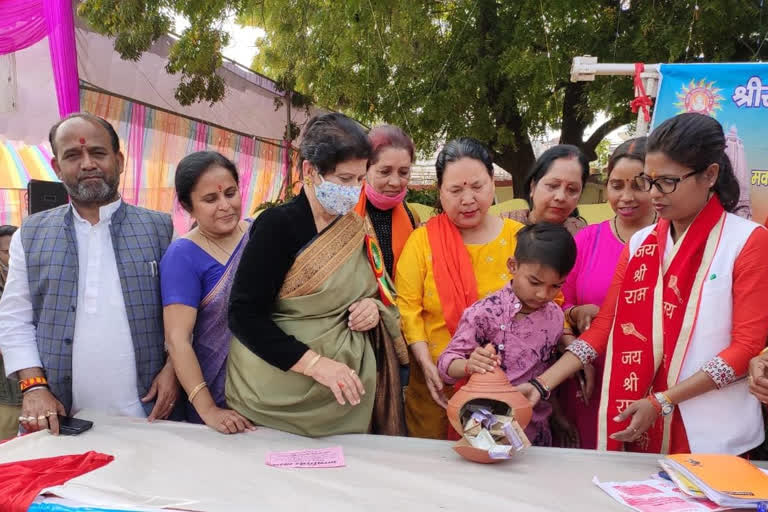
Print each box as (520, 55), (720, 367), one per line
(613, 212), (658, 244)
(612, 216), (626, 244)
(200, 223), (244, 258)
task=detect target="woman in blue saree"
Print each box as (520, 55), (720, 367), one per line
(160, 151), (254, 434)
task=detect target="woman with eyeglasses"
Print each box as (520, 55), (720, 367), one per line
(559, 137), (656, 449)
(518, 113), (768, 455)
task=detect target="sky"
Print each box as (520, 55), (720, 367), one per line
(174, 15), (262, 66)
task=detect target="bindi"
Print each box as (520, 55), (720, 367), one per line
(79, 137), (86, 145)
(217, 185), (223, 192)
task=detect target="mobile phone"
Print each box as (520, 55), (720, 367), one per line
(58, 416), (94, 436)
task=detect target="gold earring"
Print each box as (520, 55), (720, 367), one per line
(303, 176), (312, 187)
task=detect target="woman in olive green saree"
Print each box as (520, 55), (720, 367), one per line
(227, 113), (407, 437)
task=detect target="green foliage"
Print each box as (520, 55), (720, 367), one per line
(81, 0), (768, 192)
(406, 186), (438, 208)
(79, 0), (245, 105)
(593, 138), (612, 174)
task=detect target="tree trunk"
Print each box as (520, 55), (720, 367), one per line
(495, 141), (536, 199)
(559, 82), (589, 150)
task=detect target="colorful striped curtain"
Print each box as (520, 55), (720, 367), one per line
(0, 89), (298, 228)
(0, 141), (58, 225)
(81, 89), (298, 233)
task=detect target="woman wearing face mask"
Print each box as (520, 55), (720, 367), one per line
(559, 137), (656, 449)
(227, 113), (406, 437)
(395, 138), (527, 439)
(502, 145), (589, 236)
(161, 152), (254, 434)
(519, 113), (768, 455)
(354, 125), (419, 279)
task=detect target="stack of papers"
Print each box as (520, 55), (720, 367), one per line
(662, 454), (768, 509)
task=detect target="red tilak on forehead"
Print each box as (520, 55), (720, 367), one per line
(79, 138), (86, 145)
(218, 185), (223, 192)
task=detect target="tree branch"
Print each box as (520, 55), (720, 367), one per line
(583, 115), (628, 156)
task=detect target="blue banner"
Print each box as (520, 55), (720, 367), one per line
(651, 63), (768, 224)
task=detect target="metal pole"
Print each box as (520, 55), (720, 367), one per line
(571, 56), (660, 81)
(571, 56), (662, 135)
(0, 54), (17, 113)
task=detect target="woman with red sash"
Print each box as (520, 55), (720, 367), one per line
(520, 113), (768, 454)
(395, 138), (525, 439)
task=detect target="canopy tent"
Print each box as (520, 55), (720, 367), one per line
(0, 87), (299, 230)
(1, 9), (317, 228)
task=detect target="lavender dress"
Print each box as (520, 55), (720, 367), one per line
(437, 284), (564, 446)
(160, 228), (249, 423)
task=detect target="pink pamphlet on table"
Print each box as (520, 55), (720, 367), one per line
(265, 446), (345, 468)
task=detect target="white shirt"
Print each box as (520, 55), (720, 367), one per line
(0, 199), (146, 418)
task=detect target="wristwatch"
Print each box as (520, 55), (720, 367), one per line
(654, 392), (675, 417)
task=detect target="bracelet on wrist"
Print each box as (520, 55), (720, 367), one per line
(188, 381), (207, 403)
(647, 393), (662, 415)
(566, 306), (578, 327)
(302, 354), (323, 376)
(22, 384), (49, 395)
(528, 377), (551, 400)
(19, 376), (48, 392)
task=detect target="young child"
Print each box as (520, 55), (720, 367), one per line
(437, 222), (577, 447)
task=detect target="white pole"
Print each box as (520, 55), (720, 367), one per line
(571, 56), (660, 81)
(635, 73), (659, 136)
(571, 56), (662, 135)
(0, 54), (17, 113)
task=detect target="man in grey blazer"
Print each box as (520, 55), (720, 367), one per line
(0, 113), (179, 434)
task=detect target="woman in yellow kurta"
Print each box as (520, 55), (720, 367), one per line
(395, 138), (525, 439)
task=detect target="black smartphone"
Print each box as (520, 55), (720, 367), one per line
(58, 416), (94, 436)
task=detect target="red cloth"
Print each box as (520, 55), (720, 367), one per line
(631, 62), (654, 122)
(603, 197), (724, 453)
(0, 451), (114, 512)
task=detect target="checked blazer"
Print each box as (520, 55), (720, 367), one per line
(19, 202), (173, 415)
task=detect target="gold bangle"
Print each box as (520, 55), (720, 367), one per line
(188, 382), (207, 403)
(303, 354), (323, 375)
(760, 346), (768, 357)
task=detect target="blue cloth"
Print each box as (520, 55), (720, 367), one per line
(28, 504), (128, 512)
(160, 239), (228, 308)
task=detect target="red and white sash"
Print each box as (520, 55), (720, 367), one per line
(598, 196), (726, 453)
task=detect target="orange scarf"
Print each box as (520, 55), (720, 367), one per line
(602, 196), (725, 454)
(425, 213), (480, 441)
(425, 213), (479, 337)
(354, 184), (414, 276)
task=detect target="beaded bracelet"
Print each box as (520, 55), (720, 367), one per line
(19, 376), (48, 392)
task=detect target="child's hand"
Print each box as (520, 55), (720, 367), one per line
(571, 304), (600, 333)
(467, 346), (501, 375)
(516, 382), (541, 406)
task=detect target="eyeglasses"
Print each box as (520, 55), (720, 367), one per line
(634, 171), (698, 194)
